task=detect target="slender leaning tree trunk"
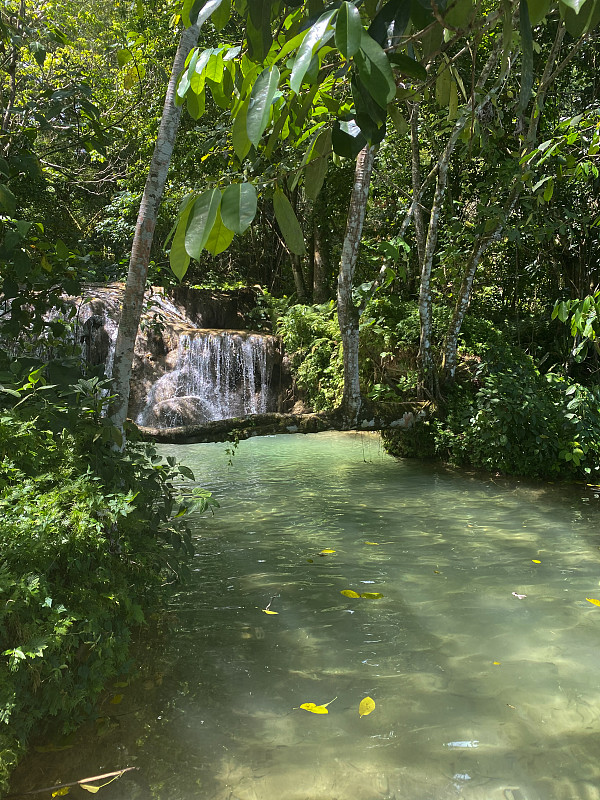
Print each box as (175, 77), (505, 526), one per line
(108, 20), (202, 436)
(337, 145), (375, 428)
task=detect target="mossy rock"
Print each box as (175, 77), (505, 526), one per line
(381, 420), (436, 459)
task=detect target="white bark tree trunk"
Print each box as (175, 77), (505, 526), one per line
(108, 20), (202, 437)
(337, 145), (375, 428)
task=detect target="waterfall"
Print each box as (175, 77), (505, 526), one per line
(136, 330), (280, 428)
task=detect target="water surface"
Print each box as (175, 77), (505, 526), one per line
(11, 433), (600, 800)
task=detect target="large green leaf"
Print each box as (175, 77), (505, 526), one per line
(273, 189), (306, 255)
(304, 129), (332, 200)
(368, 0), (411, 46)
(232, 98), (252, 161)
(335, 2), (363, 58)
(332, 119), (367, 158)
(212, 0), (231, 29)
(170, 197), (195, 281)
(526, 0), (551, 23)
(561, 0), (600, 34)
(184, 0), (228, 27)
(356, 30), (396, 108)
(289, 9), (337, 93)
(0, 184), (16, 216)
(246, 13), (273, 62)
(247, 66), (280, 146)
(443, 0), (474, 28)
(185, 189), (222, 259)
(221, 183), (258, 233)
(205, 208), (235, 255)
(388, 52), (427, 80)
(559, 0), (589, 11)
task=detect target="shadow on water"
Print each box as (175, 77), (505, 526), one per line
(9, 433), (600, 800)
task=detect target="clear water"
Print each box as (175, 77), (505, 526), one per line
(10, 433), (600, 800)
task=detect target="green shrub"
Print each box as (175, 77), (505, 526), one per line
(277, 303), (344, 410)
(434, 346), (600, 479)
(0, 371), (214, 791)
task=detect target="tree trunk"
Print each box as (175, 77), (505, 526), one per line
(337, 145), (375, 428)
(313, 195), (329, 303)
(290, 253), (309, 301)
(108, 19), (203, 437)
(441, 22), (568, 385)
(410, 103), (426, 271)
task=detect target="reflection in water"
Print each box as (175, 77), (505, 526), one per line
(9, 433), (600, 800)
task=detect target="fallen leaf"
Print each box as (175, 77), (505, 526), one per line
(262, 609), (278, 614)
(360, 592), (384, 599)
(297, 696), (337, 714)
(51, 789), (70, 797)
(319, 549), (336, 554)
(365, 541), (379, 545)
(79, 786), (100, 794)
(299, 703), (329, 714)
(532, 560), (541, 564)
(110, 694), (123, 705)
(586, 597), (600, 607)
(434, 570), (440, 574)
(493, 661), (501, 665)
(359, 696), (376, 717)
(341, 589), (360, 598)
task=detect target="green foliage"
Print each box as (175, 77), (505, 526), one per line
(0, 368), (215, 791)
(434, 345), (600, 480)
(277, 303), (344, 410)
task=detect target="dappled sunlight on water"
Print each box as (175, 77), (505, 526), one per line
(9, 433), (600, 800)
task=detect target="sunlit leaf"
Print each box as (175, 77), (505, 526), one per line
(360, 592), (384, 599)
(79, 786), (100, 794)
(247, 66), (280, 147)
(532, 559), (541, 563)
(185, 188), (222, 259)
(221, 183), (257, 234)
(51, 789), (70, 797)
(359, 696), (376, 717)
(586, 597), (600, 606)
(262, 609), (279, 614)
(290, 9), (336, 93)
(300, 702), (329, 713)
(493, 661), (501, 665)
(204, 207), (235, 255)
(319, 549), (336, 554)
(335, 1), (363, 58)
(298, 696), (337, 713)
(341, 589), (360, 598)
(364, 541), (379, 545)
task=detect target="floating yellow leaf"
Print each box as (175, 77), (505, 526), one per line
(586, 597), (600, 607)
(300, 703), (329, 714)
(297, 696), (337, 714)
(365, 541), (379, 545)
(493, 661), (501, 665)
(360, 592), (384, 599)
(359, 696), (376, 717)
(532, 560), (541, 564)
(51, 789), (70, 797)
(341, 590), (360, 598)
(80, 786), (100, 794)
(319, 549), (336, 554)
(109, 694), (123, 705)
(262, 609), (278, 614)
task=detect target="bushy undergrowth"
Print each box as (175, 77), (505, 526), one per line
(435, 345), (600, 479)
(277, 302), (344, 410)
(0, 368), (211, 790)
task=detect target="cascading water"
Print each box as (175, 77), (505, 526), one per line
(136, 329), (281, 428)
